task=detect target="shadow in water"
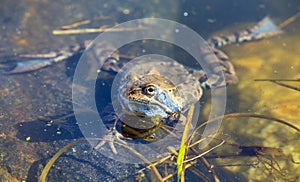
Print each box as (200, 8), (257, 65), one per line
(14, 115), (83, 142)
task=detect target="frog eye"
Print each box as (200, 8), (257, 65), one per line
(144, 85), (157, 95)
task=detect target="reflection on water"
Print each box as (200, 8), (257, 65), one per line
(0, 0), (299, 181)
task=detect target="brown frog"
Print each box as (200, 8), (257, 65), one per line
(95, 17), (282, 153)
(119, 61), (201, 119)
(4, 17), (282, 154)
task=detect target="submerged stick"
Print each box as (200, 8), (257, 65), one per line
(39, 138), (163, 182)
(255, 79), (300, 92)
(201, 113), (300, 133)
(53, 27), (146, 35)
(39, 138), (85, 182)
(254, 78), (300, 82)
(60, 16), (111, 30)
(185, 141), (224, 163)
(279, 12), (300, 29)
(270, 81), (300, 92)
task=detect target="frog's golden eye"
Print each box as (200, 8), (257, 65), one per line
(144, 85), (157, 95)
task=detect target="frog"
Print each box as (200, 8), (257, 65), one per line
(3, 17), (282, 154)
(119, 61), (201, 119)
(93, 57), (208, 153)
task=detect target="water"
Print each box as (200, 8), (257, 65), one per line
(0, 0), (299, 181)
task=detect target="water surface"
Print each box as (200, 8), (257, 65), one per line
(0, 0), (299, 181)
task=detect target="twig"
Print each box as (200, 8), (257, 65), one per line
(279, 12), (300, 29)
(184, 140), (225, 163)
(254, 78), (300, 82)
(270, 80), (300, 92)
(197, 113), (300, 133)
(255, 79), (300, 92)
(53, 27), (146, 35)
(60, 16), (111, 30)
(39, 137), (163, 182)
(199, 157), (220, 182)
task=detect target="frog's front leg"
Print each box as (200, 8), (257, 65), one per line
(94, 126), (127, 154)
(93, 111), (130, 154)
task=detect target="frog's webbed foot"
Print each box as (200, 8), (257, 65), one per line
(3, 51), (75, 74)
(3, 41), (122, 74)
(4, 58), (55, 74)
(94, 128), (128, 154)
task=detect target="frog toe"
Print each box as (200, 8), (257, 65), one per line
(94, 131), (127, 154)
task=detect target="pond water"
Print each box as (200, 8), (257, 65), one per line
(0, 0), (299, 181)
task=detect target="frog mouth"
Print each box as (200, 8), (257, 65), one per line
(123, 93), (181, 119)
(129, 96), (174, 114)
